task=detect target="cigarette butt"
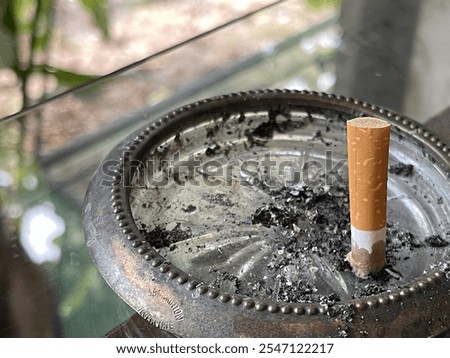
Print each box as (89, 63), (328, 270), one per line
(346, 117), (390, 278)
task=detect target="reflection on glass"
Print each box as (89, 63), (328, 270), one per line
(20, 204), (65, 265)
(0, 170), (13, 187)
(0, 0), (340, 337)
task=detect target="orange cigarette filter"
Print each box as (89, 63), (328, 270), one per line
(346, 117), (390, 278)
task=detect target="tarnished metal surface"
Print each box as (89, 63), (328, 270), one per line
(83, 90), (450, 337)
(105, 313), (176, 338)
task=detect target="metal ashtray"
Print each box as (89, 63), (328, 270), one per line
(83, 90), (450, 337)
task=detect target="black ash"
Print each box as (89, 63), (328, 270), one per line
(252, 185), (352, 273)
(244, 109), (305, 147)
(389, 162), (414, 177)
(202, 193), (234, 207)
(139, 180), (444, 308)
(425, 235), (449, 247)
(140, 223), (192, 250)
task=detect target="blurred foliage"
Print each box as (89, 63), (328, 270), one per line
(0, 0), (134, 337)
(0, 0), (108, 109)
(79, 0), (110, 39)
(306, 0), (341, 9)
(43, 65), (98, 87)
(0, 0), (341, 337)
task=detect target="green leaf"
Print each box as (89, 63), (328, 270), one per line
(10, 0), (35, 33)
(79, 0), (110, 39)
(32, 30), (51, 51)
(1, 0), (17, 34)
(31, 0), (54, 51)
(0, 25), (16, 68)
(43, 65), (99, 88)
(306, 0), (341, 9)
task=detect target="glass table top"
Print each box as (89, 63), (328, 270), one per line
(0, 0), (448, 337)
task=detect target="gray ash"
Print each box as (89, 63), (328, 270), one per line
(251, 185), (352, 272)
(202, 193), (234, 207)
(206, 125), (220, 139)
(181, 205), (197, 213)
(352, 283), (385, 298)
(277, 276), (340, 307)
(142, 179), (444, 310)
(252, 204), (300, 229)
(328, 304), (355, 323)
(205, 144), (221, 157)
(389, 162), (414, 177)
(250, 120), (277, 139)
(277, 277), (318, 303)
(425, 235), (449, 247)
(310, 129), (332, 146)
(248, 183), (442, 303)
(210, 269), (243, 294)
(140, 223), (191, 250)
(388, 230), (423, 249)
(244, 109), (305, 147)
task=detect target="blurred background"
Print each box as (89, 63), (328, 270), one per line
(0, 0), (449, 337)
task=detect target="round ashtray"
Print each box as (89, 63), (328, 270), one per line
(83, 90), (450, 337)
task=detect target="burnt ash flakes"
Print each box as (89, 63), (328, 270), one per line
(277, 277), (316, 303)
(328, 304), (355, 323)
(202, 193), (234, 207)
(247, 183), (442, 302)
(205, 144), (221, 157)
(387, 227), (423, 261)
(310, 129), (332, 146)
(389, 162), (414, 177)
(140, 223), (192, 250)
(251, 185), (352, 272)
(244, 109), (305, 147)
(250, 120), (277, 139)
(425, 235), (449, 247)
(206, 125), (221, 139)
(252, 204), (300, 229)
(276, 277), (341, 306)
(353, 283), (386, 298)
(137, 110), (442, 309)
(210, 269), (243, 294)
(181, 205), (197, 213)
(139, 181), (444, 309)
